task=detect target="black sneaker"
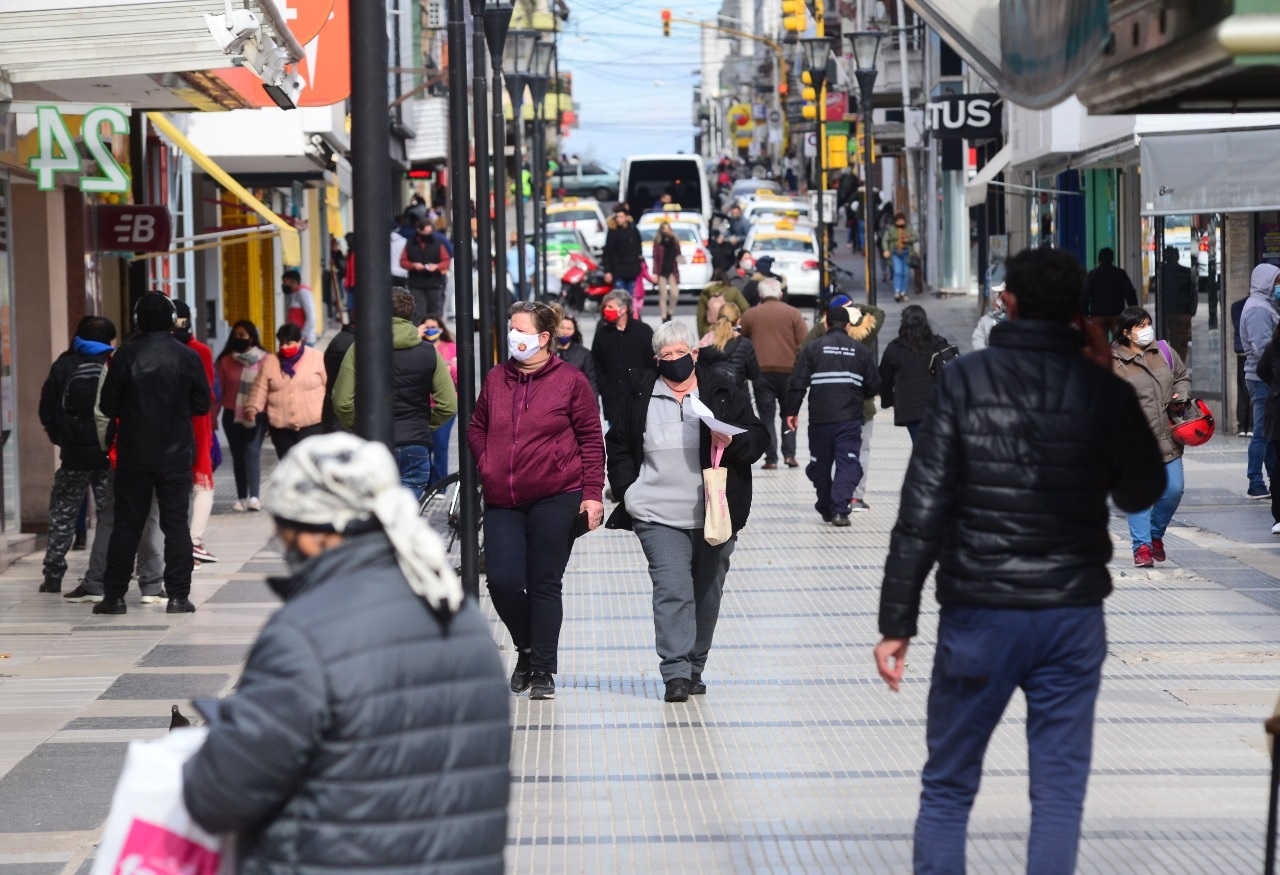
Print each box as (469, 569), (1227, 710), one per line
(166, 598), (197, 614)
(831, 514), (852, 527)
(72, 532), (87, 551)
(850, 499), (870, 513)
(690, 673), (707, 696)
(529, 671), (556, 700)
(92, 598), (127, 615)
(63, 585), (103, 604)
(664, 678), (691, 703)
(510, 651), (532, 694)
(39, 578), (61, 593)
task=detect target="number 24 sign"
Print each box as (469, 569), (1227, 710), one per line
(29, 106), (130, 194)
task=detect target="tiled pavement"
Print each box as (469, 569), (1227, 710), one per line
(1, 295), (1278, 873)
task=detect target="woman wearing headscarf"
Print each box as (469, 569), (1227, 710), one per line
(216, 320), (268, 511)
(246, 323), (327, 458)
(469, 301), (605, 701)
(606, 320), (767, 703)
(183, 433), (511, 874)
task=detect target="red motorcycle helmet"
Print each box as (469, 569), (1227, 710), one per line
(1168, 398), (1214, 447)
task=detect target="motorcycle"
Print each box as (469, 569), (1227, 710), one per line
(560, 250), (612, 311)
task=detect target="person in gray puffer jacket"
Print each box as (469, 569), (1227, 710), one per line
(183, 433), (510, 875)
(1240, 262), (1280, 498)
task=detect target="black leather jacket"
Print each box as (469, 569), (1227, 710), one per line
(879, 321), (1166, 638)
(98, 331), (211, 472)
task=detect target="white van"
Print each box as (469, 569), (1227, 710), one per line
(619, 154), (712, 223)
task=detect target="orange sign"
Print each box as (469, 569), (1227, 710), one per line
(215, 0), (350, 108)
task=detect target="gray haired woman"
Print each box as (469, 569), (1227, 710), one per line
(605, 320), (768, 702)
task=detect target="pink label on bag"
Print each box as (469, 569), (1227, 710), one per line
(115, 819), (221, 875)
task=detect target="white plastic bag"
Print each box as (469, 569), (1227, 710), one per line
(92, 727), (234, 875)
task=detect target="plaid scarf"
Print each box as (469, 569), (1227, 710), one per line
(232, 348), (267, 425)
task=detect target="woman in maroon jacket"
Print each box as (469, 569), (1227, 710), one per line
(468, 301), (605, 701)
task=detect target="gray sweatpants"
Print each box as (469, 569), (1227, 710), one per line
(83, 470), (164, 597)
(633, 521), (736, 682)
(852, 419), (874, 502)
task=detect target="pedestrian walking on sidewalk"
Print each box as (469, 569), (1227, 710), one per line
(401, 217), (453, 322)
(602, 205), (644, 298)
(1241, 263), (1280, 499)
(1111, 307), (1191, 567)
(216, 320), (268, 511)
(738, 277), (808, 469)
(605, 320), (766, 702)
(697, 303), (759, 391)
(652, 222), (683, 322)
(592, 290), (655, 428)
(173, 300), (218, 565)
(874, 247), (1165, 875)
(183, 433), (510, 875)
(469, 301), (605, 701)
(785, 306), (881, 527)
(1254, 326), (1280, 535)
(1083, 247), (1138, 340)
(331, 289), (457, 499)
(95, 292), (212, 615)
(883, 212), (919, 302)
(321, 315), (355, 433)
(421, 314), (459, 485)
(878, 305), (949, 443)
(246, 323), (326, 459)
(282, 269), (317, 346)
(697, 270), (751, 338)
(555, 314), (599, 402)
(37, 315), (115, 594)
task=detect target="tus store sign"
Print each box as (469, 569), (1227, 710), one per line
(925, 94), (1003, 141)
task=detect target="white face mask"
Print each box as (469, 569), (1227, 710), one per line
(508, 328), (542, 361)
(1133, 325), (1155, 347)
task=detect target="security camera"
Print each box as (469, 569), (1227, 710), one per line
(205, 9), (263, 56)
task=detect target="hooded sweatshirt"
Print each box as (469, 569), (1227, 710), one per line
(331, 318), (457, 444)
(1241, 264), (1280, 379)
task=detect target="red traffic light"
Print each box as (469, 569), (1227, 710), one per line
(660, 8), (671, 20)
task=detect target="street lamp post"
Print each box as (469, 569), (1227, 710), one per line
(528, 40), (556, 301)
(800, 37), (833, 307)
(504, 31), (536, 303)
(469, 0), (495, 377)
(848, 30), (884, 307)
(483, 5), (513, 377)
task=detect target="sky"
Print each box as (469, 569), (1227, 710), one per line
(556, 0), (726, 168)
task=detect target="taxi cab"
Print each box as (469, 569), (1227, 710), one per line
(545, 198), (608, 254)
(638, 203), (710, 245)
(742, 195), (811, 226)
(743, 219), (821, 300)
(639, 221), (712, 292)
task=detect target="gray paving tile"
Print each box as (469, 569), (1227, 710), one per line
(237, 563), (288, 575)
(97, 673), (230, 701)
(138, 645), (249, 667)
(0, 743), (127, 831)
(64, 716), (169, 730)
(202, 581), (276, 604)
(69, 625), (169, 633)
(74, 861), (94, 875)
(0, 865), (65, 875)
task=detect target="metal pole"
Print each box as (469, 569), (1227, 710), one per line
(351, 0), (394, 445)
(470, 0), (494, 378)
(857, 68), (878, 307)
(485, 6), (513, 373)
(535, 106), (547, 299)
(446, 0), (480, 599)
(528, 98), (543, 300)
(509, 81), (529, 301)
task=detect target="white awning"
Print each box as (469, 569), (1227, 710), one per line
(1140, 128), (1280, 215)
(965, 144), (1011, 208)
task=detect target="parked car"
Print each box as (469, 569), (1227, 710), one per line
(743, 220), (821, 301)
(553, 162), (619, 201)
(545, 198), (608, 253)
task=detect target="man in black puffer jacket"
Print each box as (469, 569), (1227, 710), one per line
(184, 433), (509, 875)
(873, 247), (1165, 875)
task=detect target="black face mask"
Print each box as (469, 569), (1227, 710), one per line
(173, 327), (192, 344)
(230, 337), (251, 353)
(657, 353), (695, 383)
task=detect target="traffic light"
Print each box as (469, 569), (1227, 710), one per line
(801, 72), (817, 119)
(661, 8), (671, 36)
(782, 0), (807, 33)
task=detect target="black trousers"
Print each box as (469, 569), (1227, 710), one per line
(103, 468), (194, 601)
(806, 420), (864, 516)
(270, 423), (323, 459)
(483, 490), (582, 674)
(753, 372), (797, 463)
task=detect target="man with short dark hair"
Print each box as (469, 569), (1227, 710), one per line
(282, 269), (317, 346)
(401, 218), (452, 322)
(1082, 246), (1137, 340)
(874, 247), (1165, 874)
(37, 315), (116, 594)
(95, 293), (212, 614)
(331, 288), (457, 498)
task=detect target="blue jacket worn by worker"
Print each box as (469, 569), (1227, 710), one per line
(784, 325), (882, 423)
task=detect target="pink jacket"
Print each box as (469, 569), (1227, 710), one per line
(246, 347), (326, 430)
(468, 356), (604, 508)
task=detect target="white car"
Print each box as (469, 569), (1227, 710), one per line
(640, 223), (712, 292)
(744, 222), (821, 301)
(638, 206), (710, 246)
(742, 196), (810, 227)
(545, 198), (608, 254)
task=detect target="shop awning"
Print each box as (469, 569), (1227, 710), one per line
(1139, 128), (1280, 215)
(146, 111), (301, 264)
(965, 143), (1011, 208)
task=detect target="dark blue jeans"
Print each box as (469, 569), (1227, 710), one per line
(914, 604), (1106, 875)
(394, 444), (432, 501)
(429, 416), (456, 486)
(805, 419), (863, 516)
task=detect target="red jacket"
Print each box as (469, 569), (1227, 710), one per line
(468, 356), (604, 508)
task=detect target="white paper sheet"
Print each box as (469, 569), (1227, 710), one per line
(689, 396), (746, 436)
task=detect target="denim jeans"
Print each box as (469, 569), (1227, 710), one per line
(394, 444), (433, 500)
(905, 421), (921, 443)
(1127, 456), (1184, 552)
(914, 605), (1106, 875)
(1247, 379), (1277, 491)
(892, 251), (910, 293)
(222, 409), (266, 500)
(429, 416), (456, 486)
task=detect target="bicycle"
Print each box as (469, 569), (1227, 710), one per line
(418, 473), (485, 575)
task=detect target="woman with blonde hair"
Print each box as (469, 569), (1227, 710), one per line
(698, 302), (759, 391)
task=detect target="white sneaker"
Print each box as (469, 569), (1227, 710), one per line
(139, 594), (163, 605)
(232, 500), (247, 512)
(1272, 522), (1280, 535)
(247, 497), (262, 512)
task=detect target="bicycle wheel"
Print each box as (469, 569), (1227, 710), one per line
(443, 481), (485, 576)
(419, 473), (460, 560)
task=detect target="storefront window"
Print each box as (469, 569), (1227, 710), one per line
(0, 175), (16, 531)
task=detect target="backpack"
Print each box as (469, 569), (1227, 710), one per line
(929, 338), (961, 376)
(60, 358), (106, 446)
(706, 338), (744, 386)
(705, 292), (725, 327)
